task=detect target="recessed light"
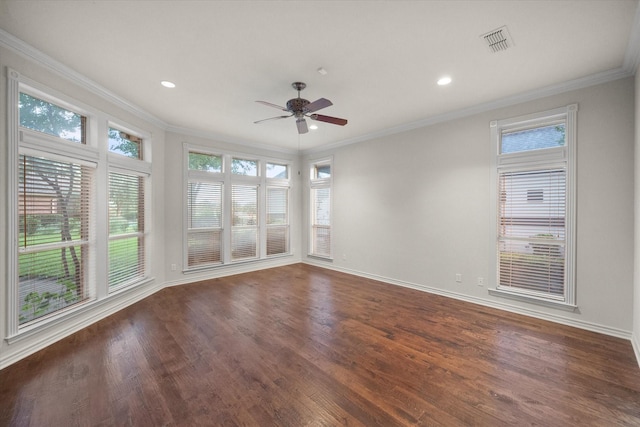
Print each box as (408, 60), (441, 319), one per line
(309, 124), (318, 130)
(437, 76), (452, 86)
(161, 80), (176, 88)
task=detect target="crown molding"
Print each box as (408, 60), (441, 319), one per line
(623, 0), (640, 73)
(166, 124), (298, 156)
(302, 66), (633, 155)
(0, 28), (168, 130)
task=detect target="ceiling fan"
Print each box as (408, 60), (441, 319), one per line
(254, 82), (348, 134)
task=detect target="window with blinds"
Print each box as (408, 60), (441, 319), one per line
(232, 184), (258, 260)
(309, 159), (332, 258)
(498, 169), (566, 298)
(492, 105), (576, 306)
(108, 171), (145, 288)
(187, 181), (223, 267)
(18, 154), (93, 324)
(267, 186), (289, 256)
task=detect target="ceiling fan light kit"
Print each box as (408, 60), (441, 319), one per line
(255, 82), (348, 134)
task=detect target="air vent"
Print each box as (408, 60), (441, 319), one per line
(481, 26), (514, 53)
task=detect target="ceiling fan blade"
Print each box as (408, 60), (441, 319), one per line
(310, 114), (348, 126)
(296, 118), (309, 134)
(254, 115), (291, 124)
(256, 100), (288, 111)
(305, 98), (333, 113)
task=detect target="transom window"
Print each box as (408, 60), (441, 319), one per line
(19, 92), (86, 144)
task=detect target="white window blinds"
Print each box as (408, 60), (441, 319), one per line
(311, 187), (331, 257)
(108, 171), (145, 288)
(231, 184), (258, 260)
(187, 181), (223, 267)
(266, 186), (289, 256)
(18, 154), (93, 324)
(498, 168), (566, 298)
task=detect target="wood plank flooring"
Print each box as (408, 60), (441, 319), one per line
(1, 263), (639, 426)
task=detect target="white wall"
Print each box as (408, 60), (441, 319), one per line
(305, 77), (636, 337)
(0, 44), (167, 368)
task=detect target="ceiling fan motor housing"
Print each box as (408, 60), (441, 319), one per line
(286, 98), (310, 117)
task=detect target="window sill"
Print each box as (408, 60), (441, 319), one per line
(489, 288), (578, 312)
(183, 253), (294, 274)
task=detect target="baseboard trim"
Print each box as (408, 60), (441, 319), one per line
(632, 332), (640, 368)
(164, 257), (300, 288)
(303, 260), (633, 341)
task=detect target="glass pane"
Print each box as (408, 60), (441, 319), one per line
(266, 163), (288, 179)
(232, 158), (258, 176)
(499, 169), (566, 240)
(232, 185), (258, 226)
(188, 182), (222, 228)
(315, 164), (331, 179)
(231, 228), (258, 260)
(108, 127), (141, 159)
(19, 246), (87, 324)
(499, 239), (565, 296)
(267, 187), (288, 225)
(109, 172), (142, 236)
(232, 185), (258, 260)
(501, 123), (565, 154)
(267, 226), (289, 256)
(188, 230), (222, 267)
(18, 155), (90, 249)
(313, 187), (331, 226)
(109, 236), (144, 288)
(189, 152), (222, 173)
(19, 92), (85, 143)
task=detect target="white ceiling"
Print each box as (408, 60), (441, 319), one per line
(1, 0), (638, 152)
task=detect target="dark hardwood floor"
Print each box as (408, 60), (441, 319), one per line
(1, 263), (639, 426)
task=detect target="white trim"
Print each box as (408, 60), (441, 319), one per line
(302, 68), (630, 155)
(303, 260), (633, 341)
(489, 104), (577, 307)
(623, 1), (640, 74)
(167, 124), (297, 155)
(6, 68), (20, 338)
(632, 332), (640, 368)
(0, 29), (167, 130)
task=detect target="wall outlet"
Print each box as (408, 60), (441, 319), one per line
(455, 273), (462, 283)
(171, 263), (177, 271)
(477, 277), (484, 286)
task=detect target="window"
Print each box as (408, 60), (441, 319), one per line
(108, 127), (142, 159)
(184, 145), (291, 269)
(8, 70), (153, 337)
(309, 158), (332, 258)
(231, 157), (258, 176)
(107, 125), (149, 290)
(186, 152), (224, 268)
(19, 92), (86, 143)
(490, 105), (577, 307)
(18, 154), (93, 324)
(231, 185), (259, 260)
(267, 186), (289, 256)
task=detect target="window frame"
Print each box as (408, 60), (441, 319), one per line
(182, 143), (292, 272)
(6, 69), (154, 341)
(308, 157), (333, 259)
(489, 104), (577, 309)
